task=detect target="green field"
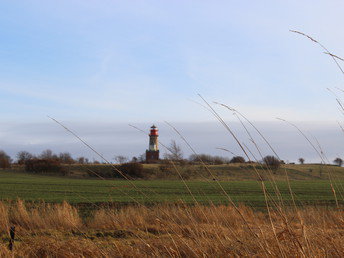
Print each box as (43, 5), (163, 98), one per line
(0, 170), (343, 208)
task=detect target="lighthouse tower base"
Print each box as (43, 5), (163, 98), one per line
(146, 150), (159, 163)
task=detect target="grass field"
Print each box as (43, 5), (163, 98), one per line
(0, 169), (343, 208)
(1, 201), (343, 257)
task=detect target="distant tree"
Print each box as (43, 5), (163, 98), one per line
(77, 157), (85, 164)
(59, 152), (74, 164)
(189, 154), (207, 163)
(298, 158), (305, 164)
(131, 156), (138, 163)
(189, 154), (209, 164)
(76, 156), (89, 164)
(188, 154), (229, 164)
(0, 150), (11, 169)
(16, 151), (34, 165)
(40, 149), (57, 160)
(138, 153), (146, 163)
(230, 156), (246, 163)
(114, 155), (129, 164)
(164, 140), (183, 161)
(263, 155), (281, 174)
(334, 157), (343, 167)
(213, 156), (228, 164)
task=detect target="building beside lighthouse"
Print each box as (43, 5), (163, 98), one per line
(146, 125), (159, 163)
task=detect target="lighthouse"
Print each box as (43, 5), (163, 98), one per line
(146, 125), (159, 163)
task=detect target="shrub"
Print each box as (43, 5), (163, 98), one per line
(25, 159), (66, 175)
(159, 163), (173, 173)
(86, 165), (117, 178)
(189, 154), (229, 164)
(118, 162), (144, 178)
(230, 156), (245, 163)
(85, 163), (144, 179)
(262, 155), (280, 173)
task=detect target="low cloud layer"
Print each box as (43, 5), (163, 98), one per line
(0, 121), (343, 164)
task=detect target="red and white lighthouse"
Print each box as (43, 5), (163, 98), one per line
(146, 125), (159, 163)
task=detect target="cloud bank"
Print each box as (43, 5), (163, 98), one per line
(0, 121), (343, 163)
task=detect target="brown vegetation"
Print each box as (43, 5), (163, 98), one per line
(229, 156), (245, 163)
(263, 155), (281, 173)
(0, 151), (11, 169)
(0, 200), (343, 257)
(86, 162), (144, 178)
(25, 158), (66, 175)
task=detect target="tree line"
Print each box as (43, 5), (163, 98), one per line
(0, 149), (95, 169)
(0, 147), (343, 170)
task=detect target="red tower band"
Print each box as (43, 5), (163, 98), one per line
(146, 125), (159, 163)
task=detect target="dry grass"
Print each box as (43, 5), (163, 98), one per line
(0, 200), (342, 257)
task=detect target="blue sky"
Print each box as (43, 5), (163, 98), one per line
(0, 1), (344, 161)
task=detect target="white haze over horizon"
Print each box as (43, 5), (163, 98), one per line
(0, 120), (343, 164)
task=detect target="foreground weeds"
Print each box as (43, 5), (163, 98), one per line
(0, 200), (343, 257)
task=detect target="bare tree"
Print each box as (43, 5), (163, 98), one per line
(40, 149), (57, 159)
(16, 151), (34, 165)
(164, 140), (183, 161)
(334, 157), (343, 167)
(263, 155), (280, 174)
(298, 158), (305, 164)
(59, 152), (74, 164)
(0, 150), (11, 169)
(114, 155), (128, 164)
(138, 153), (146, 163)
(77, 157), (88, 164)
